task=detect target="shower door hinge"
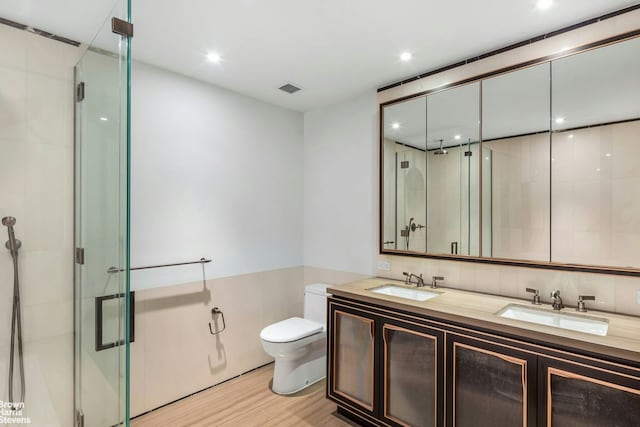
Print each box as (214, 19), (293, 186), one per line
(464, 151), (473, 156)
(76, 410), (84, 427)
(76, 82), (85, 102)
(111, 17), (134, 38)
(75, 248), (85, 265)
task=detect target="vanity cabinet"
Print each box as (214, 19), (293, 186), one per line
(541, 357), (640, 427)
(447, 334), (537, 427)
(328, 301), (444, 426)
(381, 321), (444, 427)
(327, 295), (640, 427)
(331, 307), (376, 415)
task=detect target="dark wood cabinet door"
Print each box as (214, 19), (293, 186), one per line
(381, 321), (444, 427)
(541, 357), (640, 427)
(328, 303), (376, 417)
(447, 334), (537, 427)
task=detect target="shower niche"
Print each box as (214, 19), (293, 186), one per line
(380, 34), (640, 273)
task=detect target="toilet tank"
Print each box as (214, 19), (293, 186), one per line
(303, 283), (332, 326)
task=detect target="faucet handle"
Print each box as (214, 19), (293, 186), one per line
(431, 276), (444, 289)
(526, 288), (542, 305)
(577, 295), (595, 312)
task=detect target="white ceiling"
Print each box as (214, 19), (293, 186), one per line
(0, 0), (637, 112)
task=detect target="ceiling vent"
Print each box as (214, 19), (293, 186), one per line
(278, 83), (301, 94)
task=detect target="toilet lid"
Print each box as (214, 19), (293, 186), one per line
(260, 317), (323, 343)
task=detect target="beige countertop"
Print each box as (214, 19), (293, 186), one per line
(328, 277), (640, 365)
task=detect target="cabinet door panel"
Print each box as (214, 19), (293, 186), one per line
(448, 335), (537, 427)
(383, 323), (442, 427)
(545, 363), (640, 427)
(333, 309), (375, 410)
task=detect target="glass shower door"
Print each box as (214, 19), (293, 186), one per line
(74, 2), (131, 426)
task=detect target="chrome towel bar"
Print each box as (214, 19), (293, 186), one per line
(107, 257), (212, 274)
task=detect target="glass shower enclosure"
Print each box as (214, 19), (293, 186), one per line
(74, 1), (132, 426)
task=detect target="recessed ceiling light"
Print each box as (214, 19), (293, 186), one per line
(596, 168), (601, 172)
(400, 52), (412, 62)
(99, 117), (108, 121)
(391, 122), (400, 129)
(454, 134), (461, 140)
(568, 134), (574, 139)
(605, 153), (612, 157)
(206, 52), (222, 63)
(536, 0), (552, 10)
(555, 117), (565, 124)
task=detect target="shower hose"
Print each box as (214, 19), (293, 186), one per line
(5, 228), (25, 408)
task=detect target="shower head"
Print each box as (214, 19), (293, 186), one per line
(2, 216), (16, 227)
(3, 216), (21, 255)
(433, 140), (448, 155)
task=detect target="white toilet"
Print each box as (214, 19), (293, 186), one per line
(260, 283), (331, 395)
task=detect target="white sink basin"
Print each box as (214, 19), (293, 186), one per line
(497, 304), (609, 336)
(368, 285), (440, 302)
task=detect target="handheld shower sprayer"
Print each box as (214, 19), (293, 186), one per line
(3, 216), (22, 256)
(3, 216), (25, 406)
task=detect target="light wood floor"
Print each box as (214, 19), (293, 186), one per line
(131, 364), (353, 427)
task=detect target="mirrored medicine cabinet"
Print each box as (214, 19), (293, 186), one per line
(380, 34), (640, 274)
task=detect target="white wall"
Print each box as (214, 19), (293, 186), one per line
(131, 62), (304, 290)
(303, 92), (377, 276)
(0, 23), (81, 427)
(130, 62), (309, 414)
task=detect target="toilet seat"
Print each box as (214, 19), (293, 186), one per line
(260, 317), (323, 343)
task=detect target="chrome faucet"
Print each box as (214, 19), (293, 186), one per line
(550, 290), (564, 311)
(403, 271), (425, 287)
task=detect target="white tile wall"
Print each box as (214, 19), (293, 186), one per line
(0, 23), (82, 426)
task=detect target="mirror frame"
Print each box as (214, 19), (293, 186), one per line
(379, 30), (640, 277)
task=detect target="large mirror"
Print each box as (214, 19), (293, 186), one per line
(380, 35), (640, 273)
(551, 36), (640, 268)
(426, 82), (480, 256)
(482, 63), (550, 262)
(382, 96), (427, 252)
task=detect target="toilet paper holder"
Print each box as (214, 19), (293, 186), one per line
(208, 307), (226, 335)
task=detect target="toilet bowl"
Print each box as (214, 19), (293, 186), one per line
(259, 283), (331, 395)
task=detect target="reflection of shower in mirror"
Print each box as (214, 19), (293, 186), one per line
(433, 139), (448, 155)
(402, 217), (425, 250)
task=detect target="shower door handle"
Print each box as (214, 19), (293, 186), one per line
(451, 241), (458, 255)
(95, 291), (135, 352)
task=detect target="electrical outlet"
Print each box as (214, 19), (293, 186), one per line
(378, 260), (391, 271)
